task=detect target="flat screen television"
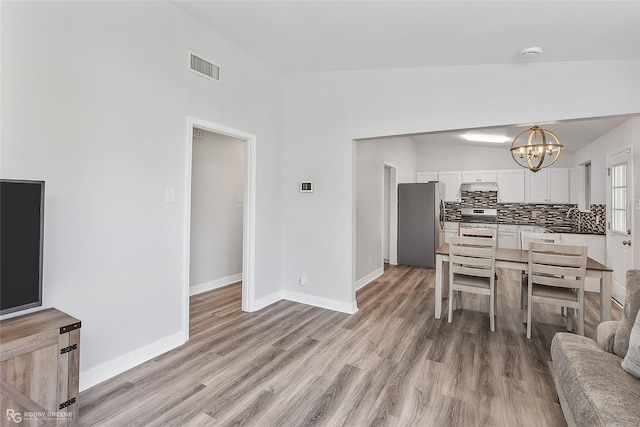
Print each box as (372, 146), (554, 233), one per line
(1, 179), (45, 315)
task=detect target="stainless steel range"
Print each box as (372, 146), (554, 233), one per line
(459, 208), (498, 230)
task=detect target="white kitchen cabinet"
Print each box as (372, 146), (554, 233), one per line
(496, 169), (525, 203)
(439, 171), (461, 202)
(444, 222), (459, 244)
(416, 171), (438, 183)
(525, 168), (570, 203)
(498, 224), (518, 249)
(461, 170), (497, 183)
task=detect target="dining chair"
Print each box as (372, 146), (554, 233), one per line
(459, 228), (499, 311)
(520, 231), (563, 250)
(460, 228), (497, 239)
(519, 231), (564, 316)
(524, 241), (588, 339)
(448, 235), (497, 331)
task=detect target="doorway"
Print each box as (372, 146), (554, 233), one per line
(189, 129), (244, 296)
(183, 117), (256, 339)
(607, 146), (634, 304)
(383, 163), (398, 266)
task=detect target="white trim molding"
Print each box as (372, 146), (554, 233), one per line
(282, 290), (358, 314)
(189, 273), (242, 296)
(183, 116), (258, 344)
(251, 290), (358, 314)
(252, 290), (285, 312)
(355, 266), (384, 291)
(79, 331), (186, 392)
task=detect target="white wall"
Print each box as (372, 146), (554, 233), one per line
(355, 137), (417, 283)
(283, 60), (640, 308)
(1, 1), (283, 389)
(571, 116), (640, 268)
(190, 131), (244, 290)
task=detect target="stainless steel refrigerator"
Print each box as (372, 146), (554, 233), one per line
(397, 182), (445, 268)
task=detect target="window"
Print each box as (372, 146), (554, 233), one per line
(610, 162), (627, 233)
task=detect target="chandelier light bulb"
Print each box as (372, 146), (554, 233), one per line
(510, 125), (563, 172)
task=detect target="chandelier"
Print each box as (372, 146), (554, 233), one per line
(510, 125), (563, 172)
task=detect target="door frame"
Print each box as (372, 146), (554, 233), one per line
(383, 162), (398, 265)
(182, 116), (257, 339)
(606, 144), (634, 303)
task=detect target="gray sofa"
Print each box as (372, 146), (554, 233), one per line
(551, 269), (640, 427)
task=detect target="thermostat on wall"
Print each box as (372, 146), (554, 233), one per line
(300, 181), (314, 193)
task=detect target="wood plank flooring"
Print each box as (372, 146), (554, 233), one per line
(78, 265), (621, 426)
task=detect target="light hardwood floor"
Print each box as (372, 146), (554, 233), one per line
(79, 265), (621, 426)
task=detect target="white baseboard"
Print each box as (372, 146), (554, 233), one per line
(189, 273), (242, 296)
(355, 266), (384, 291)
(251, 290), (284, 311)
(282, 290), (358, 314)
(79, 331), (186, 392)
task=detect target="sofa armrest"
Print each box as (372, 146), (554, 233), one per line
(597, 321), (619, 353)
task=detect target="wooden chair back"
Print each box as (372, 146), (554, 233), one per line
(520, 231), (563, 251)
(450, 236), (496, 279)
(528, 242), (587, 290)
(460, 227), (496, 239)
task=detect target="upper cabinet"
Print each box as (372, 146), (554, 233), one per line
(438, 171), (461, 202)
(496, 169), (525, 203)
(416, 172), (438, 183)
(525, 168), (570, 203)
(461, 170), (497, 183)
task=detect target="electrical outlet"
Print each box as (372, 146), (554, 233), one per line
(369, 255), (373, 264)
(635, 199), (640, 211)
(300, 272), (307, 286)
(165, 188), (176, 203)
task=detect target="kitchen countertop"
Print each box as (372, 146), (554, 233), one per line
(542, 225), (605, 236)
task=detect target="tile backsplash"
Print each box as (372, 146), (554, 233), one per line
(444, 190), (606, 234)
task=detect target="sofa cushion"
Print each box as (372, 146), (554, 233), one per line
(622, 311), (640, 378)
(551, 332), (640, 426)
(614, 269), (640, 358)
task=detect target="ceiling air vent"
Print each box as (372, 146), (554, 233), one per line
(189, 52), (221, 83)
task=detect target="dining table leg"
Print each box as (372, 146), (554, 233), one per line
(600, 270), (612, 321)
(435, 253), (443, 319)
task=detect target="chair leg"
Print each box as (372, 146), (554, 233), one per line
(578, 308), (584, 336)
(456, 291), (463, 309)
(494, 280), (498, 317)
(566, 308), (574, 332)
(448, 285), (454, 323)
(489, 284), (495, 332)
(526, 287), (532, 339)
(522, 292), (527, 324)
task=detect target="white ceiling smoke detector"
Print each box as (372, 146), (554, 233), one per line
(520, 46), (543, 58)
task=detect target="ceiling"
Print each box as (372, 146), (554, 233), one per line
(171, 1), (640, 150)
(172, 1), (640, 73)
(403, 115), (633, 153)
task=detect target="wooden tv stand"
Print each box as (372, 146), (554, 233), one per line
(0, 308), (81, 426)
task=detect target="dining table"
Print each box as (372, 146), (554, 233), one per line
(434, 243), (614, 322)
